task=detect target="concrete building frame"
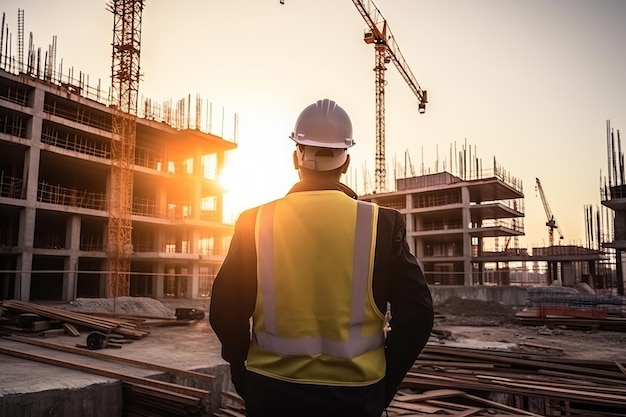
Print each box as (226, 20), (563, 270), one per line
(0, 69), (235, 302)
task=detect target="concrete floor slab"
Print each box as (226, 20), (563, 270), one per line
(0, 316), (232, 417)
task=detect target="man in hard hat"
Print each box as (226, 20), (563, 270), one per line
(209, 99), (433, 417)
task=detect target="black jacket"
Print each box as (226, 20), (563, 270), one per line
(209, 180), (433, 416)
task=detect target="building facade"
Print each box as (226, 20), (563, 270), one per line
(0, 69), (235, 302)
(360, 171), (526, 286)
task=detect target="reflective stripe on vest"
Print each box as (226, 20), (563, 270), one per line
(255, 198), (382, 358)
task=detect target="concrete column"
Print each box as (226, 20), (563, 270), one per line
(156, 185), (167, 218)
(16, 82), (45, 300)
(404, 193), (416, 255)
(191, 146), (204, 221)
(189, 262), (200, 299)
(216, 151), (225, 222)
(63, 256), (78, 301)
(617, 251), (625, 296)
(562, 261), (575, 287)
(99, 259), (107, 297)
(15, 252), (32, 301)
(461, 186), (472, 285)
(155, 227), (165, 254)
(17, 205), (36, 301)
(154, 262), (165, 299)
(191, 229), (200, 255)
(62, 215), (81, 301)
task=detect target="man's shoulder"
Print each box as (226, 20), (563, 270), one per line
(373, 205), (404, 226)
(235, 198), (282, 225)
(369, 203), (399, 216)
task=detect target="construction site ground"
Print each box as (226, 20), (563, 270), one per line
(431, 297), (626, 362)
(1, 296), (625, 416)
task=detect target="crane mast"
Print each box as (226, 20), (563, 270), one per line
(351, 0), (427, 192)
(106, 0), (144, 300)
(535, 177), (564, 247)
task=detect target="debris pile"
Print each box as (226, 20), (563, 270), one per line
(434, 296), (518, 326)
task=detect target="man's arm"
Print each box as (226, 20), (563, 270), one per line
(382, 209), (434, 406)
(209, 208), (258, 394)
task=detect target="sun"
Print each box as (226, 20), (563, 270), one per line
(219, 149), (297, 223)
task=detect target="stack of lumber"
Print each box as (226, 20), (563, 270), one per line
(0, 300), (149, 339)
(399, 344), (626, 416)
(212, 344), (626, 417)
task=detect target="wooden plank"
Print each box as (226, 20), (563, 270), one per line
(462, 393), (544, 417)
(388, 399), (443, 413)
(125, 382), (202, 407)
(517, 342), (564, 353)
(473, 374), (626, 406)
(423, 345), (626, 380)
(392, 388), (466, 402)
(62, 322), (81, 337)
(0, 345), (210, 399)
(3, 335), (215, 383)
(42, 328), (65, 338)
(425, 399), (483, 416)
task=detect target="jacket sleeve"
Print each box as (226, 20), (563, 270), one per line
(379, 209), (434, 406)
(209, 208), (258, 395)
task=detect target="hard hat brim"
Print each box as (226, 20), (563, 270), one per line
(290, 133), (355, 148)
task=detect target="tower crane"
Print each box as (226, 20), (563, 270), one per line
(105, 0), (144, 301)
(351, 0), (428, 193)
(535, 177), (564, 247)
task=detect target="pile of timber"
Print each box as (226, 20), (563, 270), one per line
(0, 300), (149, 339)
(398, 344), (626, 416)
(213, 344), (626, 417)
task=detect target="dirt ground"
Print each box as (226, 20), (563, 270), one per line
(431, 297), (626, 362)
(56, 296), (626, 363)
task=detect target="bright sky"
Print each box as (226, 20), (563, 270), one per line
(3, 0), (626, 249)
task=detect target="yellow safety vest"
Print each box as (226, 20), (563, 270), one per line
(246, 190), (386, 386)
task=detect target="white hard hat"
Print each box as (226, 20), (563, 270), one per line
(290, 99), (354, 171)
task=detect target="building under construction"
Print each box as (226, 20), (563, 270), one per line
(360, 145), (610, 290)
(0, 15), (236, 302)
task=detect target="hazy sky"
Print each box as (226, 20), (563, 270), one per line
(3, 0), (626, 249)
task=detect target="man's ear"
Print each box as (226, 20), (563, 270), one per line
(340, 154), (350, 174)
(293, 150), (300, 170)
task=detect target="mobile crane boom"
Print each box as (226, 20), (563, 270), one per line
(351, 0), (427, 192)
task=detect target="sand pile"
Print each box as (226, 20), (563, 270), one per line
(59, 296), (175, 318)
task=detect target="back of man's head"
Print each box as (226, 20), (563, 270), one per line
(290, 99), (354, 173)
